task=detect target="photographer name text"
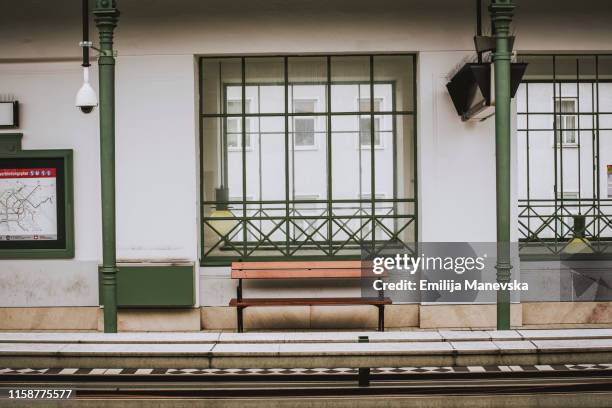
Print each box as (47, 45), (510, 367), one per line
(373, 279), (528, 293)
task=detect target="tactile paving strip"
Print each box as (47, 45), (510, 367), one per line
(1, 364), (611, 376)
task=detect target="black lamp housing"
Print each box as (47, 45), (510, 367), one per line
(446, 62), (527, 121)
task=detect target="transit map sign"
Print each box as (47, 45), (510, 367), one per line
(0, 167), (58, 241)
(0, 152), (72, 257)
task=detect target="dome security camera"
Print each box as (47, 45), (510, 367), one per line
(75, 67), (97, 114)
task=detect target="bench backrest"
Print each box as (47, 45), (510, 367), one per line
(231, 261), (372, 279)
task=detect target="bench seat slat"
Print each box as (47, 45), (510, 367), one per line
(231, 269), (367, 279)
(229, 297), (392, 307)
(232, 261), (365, 270)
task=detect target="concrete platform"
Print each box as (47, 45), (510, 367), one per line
(1, 328), (612, 344)
(0, 329), (611, 369)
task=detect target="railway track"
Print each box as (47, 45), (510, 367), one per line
(2, 366), (612, 406)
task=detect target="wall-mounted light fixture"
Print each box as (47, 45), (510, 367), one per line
(446, 61), (526, 122)
(446, 0), (526, 122)
(0, 96), (19, 128)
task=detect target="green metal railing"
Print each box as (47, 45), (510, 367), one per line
(518, 198), (612, 257)
(202, 199), (416, 265)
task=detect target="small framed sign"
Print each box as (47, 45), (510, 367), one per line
(0, 101), (19, 128)
(0, 150), (74, 258)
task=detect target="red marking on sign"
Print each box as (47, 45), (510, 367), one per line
(0, 168), (56, 178)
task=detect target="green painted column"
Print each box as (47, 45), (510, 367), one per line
(94, 0), (120, 333)
(490, 0), (514, 330)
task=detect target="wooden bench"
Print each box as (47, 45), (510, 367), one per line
(229, 261), (391, 332)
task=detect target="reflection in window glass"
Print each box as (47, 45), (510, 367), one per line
(359, 117), (381, 147)
(293, 99), (317, 147)
(227, 100), (251, 149)
(554, 97), (577, 145)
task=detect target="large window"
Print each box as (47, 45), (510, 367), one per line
(517, 54), (612, 257)
(200, 55), (416, 264)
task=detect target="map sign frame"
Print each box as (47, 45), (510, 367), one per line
(0, 150), (74, 259)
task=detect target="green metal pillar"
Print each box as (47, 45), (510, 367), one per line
(490, 0), (514, 330)
(94, 0), (120, 333)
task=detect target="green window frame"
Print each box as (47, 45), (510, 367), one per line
(517, 54), (612, 259)
(199, 55), (418, 265)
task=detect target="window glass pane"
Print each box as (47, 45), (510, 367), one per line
(331, 115), (369, 200)
(374, 114), (393, 193)
(602, 132), (612, 199)
(554, 98), (577, 144)
(201, 58), (242, 114)
(518, 55), (554, 81)
(227, 133), (239, 148)
(294, 99), (316, 113)
(374, 55), (414, 112)
(395, 115), (415, 200)
(331, 56), (370, 112)
(358, 98), (383, 112)
(359, 117), (382, 146)
(245, 116), (285, 201)
(245, 57), (284, 114)
(288, 57), (327, 112)
(555, 56), (578, 80)
(201, 58), (242, 115)
(201, 116), (245, 258)
(289, 117), (327, 198)
(600, 82), (612, 114)
(294, 118), (315, 147)
(201, 117), (222, 203)
(608, 166), (612, 198)
(227, 101), (239, 114)
(292, 98), (317, 148)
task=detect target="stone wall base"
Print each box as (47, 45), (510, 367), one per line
(419, 304), (523, 328)
(1, 303), (611, 331)
(201, 305), (419, 331)
(0, 307), (98, 330)
(98, 308), (201, 332)
(522, 302), (612, 325)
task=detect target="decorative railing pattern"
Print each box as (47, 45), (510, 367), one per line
(202, 199), (416, 264)
(518, 199), (612, 257)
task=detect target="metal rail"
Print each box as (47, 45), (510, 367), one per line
(2, 371), (612, 399)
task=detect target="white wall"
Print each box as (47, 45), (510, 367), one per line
(115, 55), (198, 262)
(417, 52), (520, 242)
(0, 56), (198, 307)
(0, 63), (100, 306)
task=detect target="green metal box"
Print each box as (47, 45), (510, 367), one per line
(98, 263), (195, 307)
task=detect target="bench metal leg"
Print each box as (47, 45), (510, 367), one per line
(237, 306), (244, 333)
(377, 305), (385, 332)
(236, 278), (244, 333)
